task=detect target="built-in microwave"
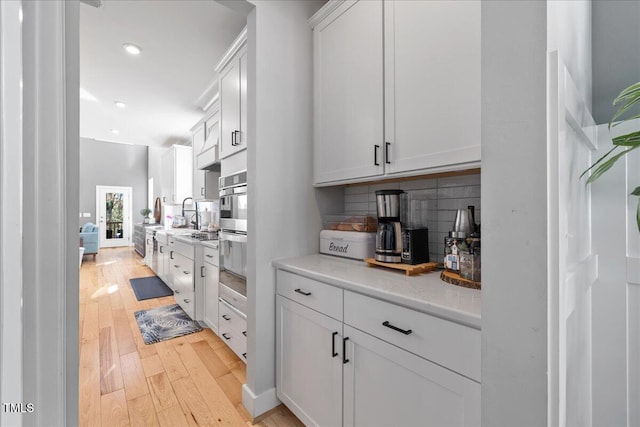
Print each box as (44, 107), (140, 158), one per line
(219, 170), (247, 233)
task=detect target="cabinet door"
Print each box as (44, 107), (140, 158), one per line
(384, 0), (480, 175)
(276, 296), (343, 427)
(157, 243), (166, 281)
(219, 56), (241, 160)
(313, 0), (384, 184)
(161, 149), (175, 203)
(193, 126), (206, 200)
(174, 147), (193, 203)
(203, 263), (219, 332)
(343, 325), (480, 427)
(172, 252), (194, 318)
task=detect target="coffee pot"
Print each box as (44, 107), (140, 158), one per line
(374, 190), (403, 263)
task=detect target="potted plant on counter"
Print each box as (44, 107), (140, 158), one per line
(582, 81), (640, 231)
(140, 208), (152, 224)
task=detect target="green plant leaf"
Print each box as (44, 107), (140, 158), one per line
(632, 186), (640, 197)
(580, 146), (618, 179)
(637, 198), (640, 233)
(615, 82), (640, 102)
(586, 146), (639, 183)
(610, 92), (640, 128)
(612, 131), (640, 147)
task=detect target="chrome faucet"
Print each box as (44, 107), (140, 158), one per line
(181, 197), (199, 230)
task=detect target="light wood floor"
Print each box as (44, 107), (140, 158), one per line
(79, 247), (303, 427)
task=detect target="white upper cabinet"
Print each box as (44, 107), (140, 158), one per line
(311, 0), (481, 186)
(192, 124), (206, 200)
(216, 28), (248, 160)
(313, 0), (384, 184)
(161, 145), (192, 204)
(384, 0), (480, 175)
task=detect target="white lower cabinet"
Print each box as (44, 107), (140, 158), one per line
(275, 270), (480, 427)
(202, 262), (219, 332)
(276, 296), (343, 427)
(343, 325), (480, 427)
(219, 298), (247, 362)
(171, 245), (195, 319)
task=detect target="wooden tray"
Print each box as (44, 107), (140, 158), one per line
(440, 270), (481, 290)
(364, 258), (437, 276)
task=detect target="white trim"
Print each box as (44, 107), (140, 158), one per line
(308, 0), (348, 28)
(0, 1), (24, 425)
(194, 77), (218, 112)
(214, 26), (247, 73)
(241, 384), (280, 418)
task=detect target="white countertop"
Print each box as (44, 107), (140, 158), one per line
(273, 254), (481, 329)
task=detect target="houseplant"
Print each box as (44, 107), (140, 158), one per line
(582, 81), (640, 231)
(140, 208), (152, 224)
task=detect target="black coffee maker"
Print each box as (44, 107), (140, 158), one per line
(375, 190), (403, 263)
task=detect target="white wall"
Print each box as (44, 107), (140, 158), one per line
(481, 1), (549, 425)
(244, 0), (327, 417)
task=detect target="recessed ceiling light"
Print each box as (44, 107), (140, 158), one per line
(123, 43), (142, 55)
(110, 129), (120, 135)
(114, 101), (126, 108)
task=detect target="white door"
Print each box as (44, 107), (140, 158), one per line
(313, 0), (384, 184)
(96, 185), (132, 248)
(342, 325), (480, 427)
(219, 55), (240, 159)
(276, 296), (343, 427)
(547, 52), (598, 426)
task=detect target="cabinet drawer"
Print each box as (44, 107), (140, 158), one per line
(173, 240), (193, 260)
(276, 270), (343, 321)
(203, 246), (219, 267)
(219, 298), (247, 338)
(344, 291), (480, 382)
(176, 290), (195, 320)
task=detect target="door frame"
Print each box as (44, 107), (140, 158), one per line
(96, 185), (132, 248)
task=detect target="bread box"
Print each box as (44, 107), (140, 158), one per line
(320, 230), (376, 260)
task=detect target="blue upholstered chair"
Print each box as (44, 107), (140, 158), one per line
(80, 222), (99, 259)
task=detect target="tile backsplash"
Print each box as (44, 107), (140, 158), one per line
(343, 173), (481, 262)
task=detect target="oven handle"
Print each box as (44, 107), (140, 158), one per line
(218, 297), (247, 320)
(219, 231), (247, 243)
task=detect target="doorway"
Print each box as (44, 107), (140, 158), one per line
(96, 185), (132, 248)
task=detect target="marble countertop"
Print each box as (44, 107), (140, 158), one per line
(273, 254), (481, 329)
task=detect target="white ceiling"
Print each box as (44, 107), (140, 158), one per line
(80, 0), (246, 147)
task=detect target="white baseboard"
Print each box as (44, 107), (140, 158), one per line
(242, 384), (280, 418)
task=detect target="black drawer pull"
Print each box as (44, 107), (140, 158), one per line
(242, 352), (247, 359)
(242, 331), (247, 336)
(222, 314), (231, 321)
(382, 321), (413, 335)
(342, 337), (349, 364)
(385, 142), (391, 164)
(374, 144), (380, 166)
(222, 333), (231, 340)
(183, 271), (190, 275)
(332, 331), (338, 358)
(294, 288), (311, 296)
(205, 254), (214, 258)
(174, 289), (180, 294)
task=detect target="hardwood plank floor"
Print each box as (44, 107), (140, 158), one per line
(79, 247), (302, 426)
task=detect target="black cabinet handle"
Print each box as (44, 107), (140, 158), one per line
(234, 130), (240, 145)
(174, 289), (180, 294)
(222, 333), (231, 340)
(159, 247), (163, 253)
(231, 131), (236, 146)
(222, 314), (231, 321)
(385, 142), (391, 164)
(201, 266), (205, 278)
(242, 331), (247, 336)
(205, 254), (214, 258)
(374, 145), (380, 166)
(183, 271), (190, 275)
(170, 250), (174, 260)
(183, 298), (191, 303)
(242, 352), (247, 359)
(294, 288), (311, 296)
(382, 321), (413, 335)
(342, 337), (349, 364)
(174, 265), (180, 269)
(332, 331), (338, 358)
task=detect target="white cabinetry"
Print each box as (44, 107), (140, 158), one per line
(192, 106), (221, 201)
(275, 269), (480, 427)
(216, 28), (247, 160)
(201, 244), (219, 332)
(156, 232), (168, 282)
(192, 125), (206, 200)
(219, 298), (247, 362)
(170, 240), (195, 319)
(311, 0), (481, 185)
(161, 145), (193, 204)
